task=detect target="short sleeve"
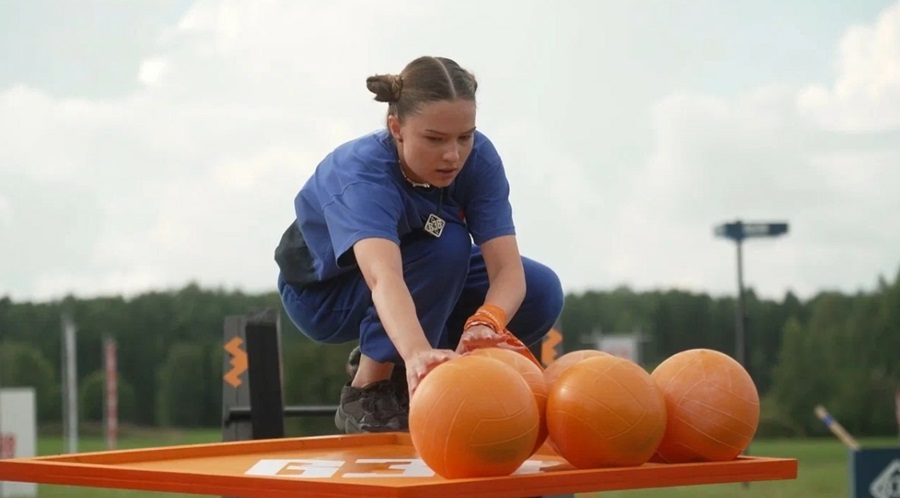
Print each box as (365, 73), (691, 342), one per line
(323, 182), (403, 268)
(459, 135), (516, 245)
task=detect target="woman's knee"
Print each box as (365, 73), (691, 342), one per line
(527, 258), (564, 318)
(509, 258), (564, 344)
(278, 273), (368, 345)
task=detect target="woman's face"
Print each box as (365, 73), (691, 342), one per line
(390, 99), (476, 188)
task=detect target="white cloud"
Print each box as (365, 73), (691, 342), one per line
(799, 2), (900, 131)
(0, 195), (12, 227)
(1, 0), (436, 300)
(613, 51), (900, 298)
(494, 120), (608, 288)
(2, 0), (899, 302)
(138, 57), (169, 87)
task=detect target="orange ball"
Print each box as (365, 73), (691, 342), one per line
(543, 349), (610, 388)
(468, 347), (548, 455)
(546, 355), (666, 468)
(409, 355), (539, 478)
(542, 349), (612, 455)
(650, 348), (760, 463)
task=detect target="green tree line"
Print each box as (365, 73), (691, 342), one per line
(0, 266), (897, 438)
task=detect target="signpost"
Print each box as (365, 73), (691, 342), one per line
(61, 313), (79, 454)
(713, 220), (789, 379)
(0, 388), (37, 497)
(104, 338), (118, 450)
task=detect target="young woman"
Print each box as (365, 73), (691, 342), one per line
(275, 56), (564, 434)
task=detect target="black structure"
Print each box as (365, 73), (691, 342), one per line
(221, 308), (338, 442)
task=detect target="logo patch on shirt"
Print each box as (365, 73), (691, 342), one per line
(424, 214), (445, 238)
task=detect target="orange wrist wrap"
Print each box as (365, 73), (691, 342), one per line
(463, 304), (507, 333)
(461, 304), (543, 370)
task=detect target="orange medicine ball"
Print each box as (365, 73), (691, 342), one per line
(546, 355), (667, 468)
(409, 355), (540, 478)
(543, 349), (610, 389)
(468, 347), (549, 455)
(650, 348), (760, 463)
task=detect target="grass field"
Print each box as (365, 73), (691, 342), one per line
(15, 429), (900, 498)
(33, 427), (223, 498)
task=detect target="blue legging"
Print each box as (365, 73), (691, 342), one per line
(278, 221), (564, 363)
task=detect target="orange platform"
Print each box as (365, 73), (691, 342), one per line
(0, 433), (797, 498)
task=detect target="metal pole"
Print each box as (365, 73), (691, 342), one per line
(735, 238), (753, 474)
(0, 324), (5, 496)
(735, 238), (746, 372)
(61, 314), (78, 454)
(735, 239), (752, 384)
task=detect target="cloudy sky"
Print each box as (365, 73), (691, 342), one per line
(2, 0), (899, 303)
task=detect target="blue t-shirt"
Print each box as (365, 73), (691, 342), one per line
(278, 129), (515, 285)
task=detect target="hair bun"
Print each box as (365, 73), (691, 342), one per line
(366, 74), (402, 103)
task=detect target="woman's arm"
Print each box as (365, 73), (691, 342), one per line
(456, 234), (526, 353)
(353, 237), (432, 360)
(353, 237), (458, 393)
(478, 234), (526, 320)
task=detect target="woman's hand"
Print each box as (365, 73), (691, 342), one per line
(455, 324), (507, 354)
(455, 325), (544, 369)
(406, 348), (459, 396)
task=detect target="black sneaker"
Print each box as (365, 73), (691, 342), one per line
(347, 345), (362, 378)
(391, 362), (409, 411)
(346, 346), (409, 411)
(334, 380), (409, 434)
